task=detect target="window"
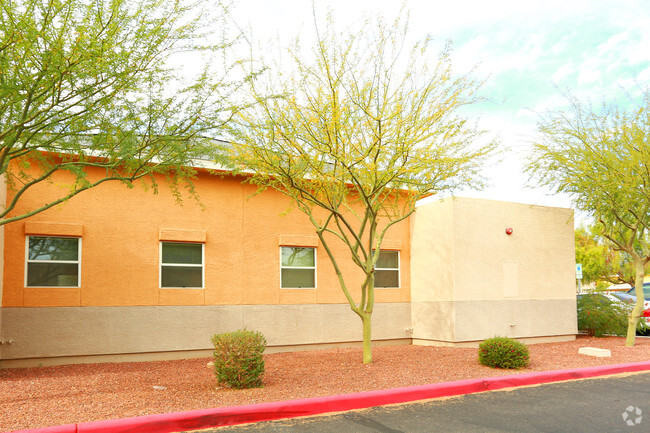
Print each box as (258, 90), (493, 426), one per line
(281, 247), (316, 288)
(26, 236), (81, 287)
(374, 250), (400, 288)
(160, 242), (204, 288)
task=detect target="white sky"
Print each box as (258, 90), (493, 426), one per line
(228, 0), (650, 212)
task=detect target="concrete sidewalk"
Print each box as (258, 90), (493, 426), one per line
(13, 360), (650, 433)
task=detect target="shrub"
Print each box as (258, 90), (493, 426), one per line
(577, 294), (629, 337)
(478, 337), (529, 369)
(211, 329), (267, 389)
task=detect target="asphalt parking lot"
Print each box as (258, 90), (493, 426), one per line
(194, 371), (650, 433)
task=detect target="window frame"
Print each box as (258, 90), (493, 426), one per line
(280, 246), (317, 289)
(159, 241), (205, 289)
(374, 250), (401, 289)
(25, 235), (82, 288)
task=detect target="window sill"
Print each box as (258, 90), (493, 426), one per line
(280, 287), (317, 290)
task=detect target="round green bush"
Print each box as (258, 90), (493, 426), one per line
(211, 329), (267, 389)
(478, 337), (529, 369)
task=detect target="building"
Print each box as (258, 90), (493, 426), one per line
(0, 163), (577, 367)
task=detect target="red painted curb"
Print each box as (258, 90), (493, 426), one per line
(12, 360), (650, 433)
(483, 360), (650, 391)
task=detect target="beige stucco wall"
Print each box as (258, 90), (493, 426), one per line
(411, 196), (577, 344)
(410, 197), (456, 303)
(0, 303), (411, 363)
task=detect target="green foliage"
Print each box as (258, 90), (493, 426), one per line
(575, 224), (645, 288)
(0, 0), (242, 226)
(527, 90), (650, 346)
(227, 11), (497, 364)
(211, 329), (267, 389)
(478, 337), (529, 369)
(528, 91), (650, 223)
(575, 225), (617, 285)
(576, 294), (644, 337)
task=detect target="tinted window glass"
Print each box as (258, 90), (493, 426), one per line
(28, 237), (78, 261)
(281, 247), (315, 267)
(162, 242), (202, 264)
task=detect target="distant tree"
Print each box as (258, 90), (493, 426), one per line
(528, 90), (650, 346)
(575, 223), (640, 289)
(226, 14), (497, 363)
(1, 0), (242, 225)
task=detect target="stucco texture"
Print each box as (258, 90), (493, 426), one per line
(1, 164), (412, 362)
(1, 163), (578, 363)
(410, 196), (577, 344)
(0, 303), (412, 362)
(2, 166), (410, 308)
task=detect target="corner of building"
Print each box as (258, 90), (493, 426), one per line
(410, 196), (577, 347)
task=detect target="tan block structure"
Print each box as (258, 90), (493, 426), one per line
(0, 164), (577, 367)
(411, 197), (577, 346)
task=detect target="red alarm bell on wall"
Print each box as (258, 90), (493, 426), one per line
(505, 227), (513, 235)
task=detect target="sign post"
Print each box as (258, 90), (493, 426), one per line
(576, 263), (583, 293)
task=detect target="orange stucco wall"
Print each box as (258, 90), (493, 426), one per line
(2, 164), (411, 308)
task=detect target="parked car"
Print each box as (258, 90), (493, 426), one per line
(577, 293), (650, 335)
(577, 292), (628, 306)
(610, 282), (650, 308)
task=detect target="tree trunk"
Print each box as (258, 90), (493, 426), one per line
(625, 257), (646, 347)
(361, 312), (372, 364)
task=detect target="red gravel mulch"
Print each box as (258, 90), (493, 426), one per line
(2, 335), (650, 432)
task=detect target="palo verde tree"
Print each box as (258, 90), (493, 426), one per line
(575, 224), (612, 287)
(0, 0), (243, 225)
(575, 223), (645, 290)
(528, 90), (650, 346)
(226, 14), (497, 363)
